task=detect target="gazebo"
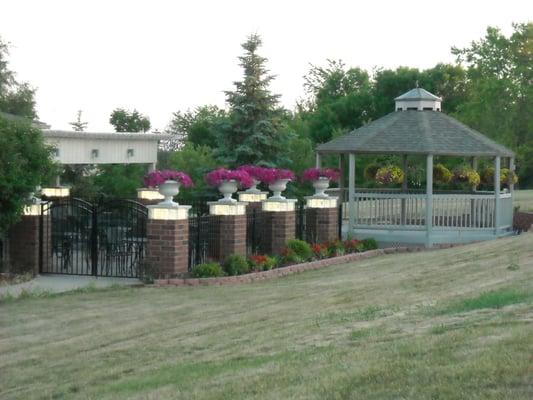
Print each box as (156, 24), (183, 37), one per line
(316, 88), (516, 247)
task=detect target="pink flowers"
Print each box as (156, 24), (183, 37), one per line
(255, 168), (295, 184)
(143, 170), (193, 188)
(237, 165), (267, 181)
(205, 168), (253, 188)
(302, 168), (341, 182)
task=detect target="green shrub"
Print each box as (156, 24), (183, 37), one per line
(361, 238), (378, 251)
(281, 248), (303, 265)
(222, 254), (250, 276)
(286, 239), (313, 261)
(327, 240), (346, 257)
(191, 262), (223, 278)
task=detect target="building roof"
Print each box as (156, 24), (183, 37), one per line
(316, 110), (514, 157)
(394, 87), (442, 102)
(42, 130), (171, 141)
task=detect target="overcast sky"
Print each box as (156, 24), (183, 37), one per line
(1, 0), (531, 132)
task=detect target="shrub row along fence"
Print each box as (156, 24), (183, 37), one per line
(186, 200), (342, 271)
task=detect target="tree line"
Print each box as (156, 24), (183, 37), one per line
(0, 22), (531, 217)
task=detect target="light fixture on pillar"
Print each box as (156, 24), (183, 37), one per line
(41, 187), (70, 198)
(147, 205), (191, 220)
(262, 199), (297, 212)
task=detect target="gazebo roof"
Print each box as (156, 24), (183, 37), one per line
(316, 110), (514, 157)
(394, 87), (442, 101)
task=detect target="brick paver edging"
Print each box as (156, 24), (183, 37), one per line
(152, 243), (460, 287)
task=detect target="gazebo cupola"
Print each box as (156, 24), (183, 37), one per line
(395, 87), (442, 111)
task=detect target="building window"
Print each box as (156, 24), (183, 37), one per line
(53, 148), (60, 157)
(127, 149), (134, 157)
(423, 107), (433, 110)
(91, 149), (99, 158)
(396, 107), (403, 111)
(407, 107), (417, 110)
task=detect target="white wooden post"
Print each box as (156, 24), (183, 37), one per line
(315, 153), (321, 168)
(509, 157), (515, 193)
(494, 156), (501, 232)
(426, 154), (433, 247)
(338, 154), (344, 203)
(148, 163), (156, 173)
(401, 155), (408, 225)
(348, 153), (356, 232)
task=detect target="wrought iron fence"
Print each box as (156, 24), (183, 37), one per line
(39, 198), (147, 278)
(295, 201), (307, 241)
(246, 208), (263, 256)
(188, 213), (220, 271)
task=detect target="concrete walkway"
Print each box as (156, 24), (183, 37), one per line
(0, 275), (142, 298)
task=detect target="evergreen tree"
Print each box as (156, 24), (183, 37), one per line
(69, 110), (88, 132)
(215, 34), (290, 167)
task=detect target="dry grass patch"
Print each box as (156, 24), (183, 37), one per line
(0, 234), (532, 399)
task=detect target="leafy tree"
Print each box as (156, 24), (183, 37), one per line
(94, 164), (146, 199)
(69, 110), (88, 132)
(301, 60), (373, 143)
(371, 66), (421, 118)
(165, 105), (226, 150)
(215, 34), (291, 167)
(0, 116), (56, 232)
(109, 108), (151, 132)
(452, 22), (533, 187)
(167, 143), (219, 202)
(0, 38), (37, 119)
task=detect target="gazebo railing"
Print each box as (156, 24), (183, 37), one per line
(340, 191), (513, 230)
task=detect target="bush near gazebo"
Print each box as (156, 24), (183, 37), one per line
(481, 167), (518, 187)
(433, 163), (453, 184)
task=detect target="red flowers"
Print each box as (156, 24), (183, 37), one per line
(143, 170), (193, 188)
(205, 168), (253, 188)
(302, 168), (341, 182)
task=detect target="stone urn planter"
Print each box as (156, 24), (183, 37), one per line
(218, 179), (239, 202)
(158, 180), (181, 206)
(244, 178), (261, 194)
(312, 177), (330, 198)
(268, 179), (290, 200)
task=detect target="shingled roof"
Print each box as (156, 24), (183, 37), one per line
(316, 110), (514, 157)
(394, 87), (442, 101)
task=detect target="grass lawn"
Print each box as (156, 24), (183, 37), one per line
(1, 235), (532, 399)
(515, 189), (533, 211)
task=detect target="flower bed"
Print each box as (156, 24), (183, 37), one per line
(205, 168), (253, 188)
(301, 167), (340, 182)
(152, 243), (464, 287)
(143, 169), (193, 188)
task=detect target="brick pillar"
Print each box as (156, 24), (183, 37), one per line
(261, 199), (297, 255)
(208, 202), (247, 261)
(305, 197), (339, 244)
(8, 203), (51, 274)
(146, 205), (191, 278)
(137, 188), (164, 206)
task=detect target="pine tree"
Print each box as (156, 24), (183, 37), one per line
(216, 34), (290, 167)
(69, 110), (88, 132)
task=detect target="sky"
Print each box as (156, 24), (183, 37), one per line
(1, 0), (531, 132)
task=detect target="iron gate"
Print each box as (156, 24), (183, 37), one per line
(40, 198), (147, 278)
